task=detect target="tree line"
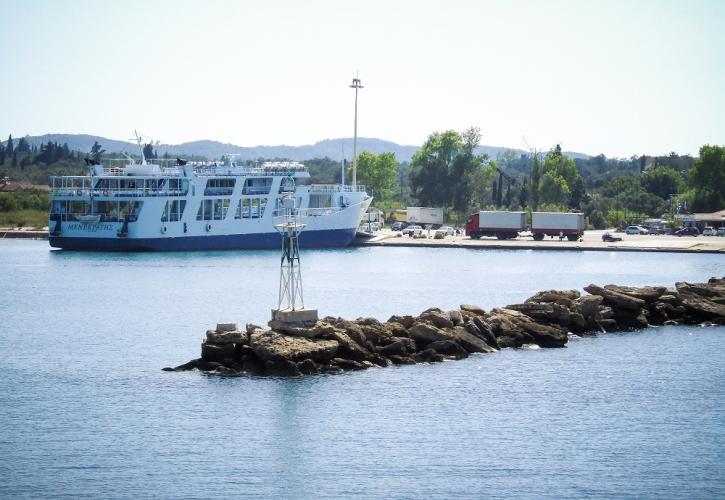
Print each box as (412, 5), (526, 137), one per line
(2, 130), (723, 230)
(328, 128), (723, 228)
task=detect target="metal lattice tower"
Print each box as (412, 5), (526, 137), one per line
(274, 194), (306, 311)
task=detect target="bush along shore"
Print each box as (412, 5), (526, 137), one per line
(165, 278), (725, 377)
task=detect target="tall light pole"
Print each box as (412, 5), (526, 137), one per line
(350, 75), (363, 187)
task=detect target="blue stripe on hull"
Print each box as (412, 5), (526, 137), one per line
(49, 228), (357, 251)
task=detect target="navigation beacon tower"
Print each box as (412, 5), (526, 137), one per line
(270, 184), (318, 330)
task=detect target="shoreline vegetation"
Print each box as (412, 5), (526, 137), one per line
(165, 278), (725, 377)
(1, 132), (724, 233)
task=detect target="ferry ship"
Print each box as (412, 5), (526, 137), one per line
(48, 145), (371, 251)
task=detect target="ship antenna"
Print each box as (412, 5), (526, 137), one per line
(133, 130), (147, 165)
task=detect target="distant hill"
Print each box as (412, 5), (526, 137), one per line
(5, 133), (589, 162)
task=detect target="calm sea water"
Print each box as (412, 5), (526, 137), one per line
(1, 240), (723, 499)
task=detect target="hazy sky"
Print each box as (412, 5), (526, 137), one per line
(2, 0), (723, 157)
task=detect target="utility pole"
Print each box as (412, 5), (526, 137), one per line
(350, 75), (363, 187)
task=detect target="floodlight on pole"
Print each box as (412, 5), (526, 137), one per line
(350, 75), (363, 187)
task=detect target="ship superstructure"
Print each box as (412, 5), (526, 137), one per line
(48, 143), (371, 251)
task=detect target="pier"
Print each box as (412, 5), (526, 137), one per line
(166, 277), (725, 377)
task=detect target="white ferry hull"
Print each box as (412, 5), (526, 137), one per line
(49, 227), (357, 251)
(48, 158), (372, 252)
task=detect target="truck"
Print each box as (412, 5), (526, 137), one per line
(406, 207), (444, 227)
(531, 212), (585, 241)
(465, 211), (526, 240)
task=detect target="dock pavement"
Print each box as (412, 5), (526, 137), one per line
(354, 229), (725, 253)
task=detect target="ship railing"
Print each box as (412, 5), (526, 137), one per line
(99, 165), (182, 176)
(242, 187), (272, 195)
(309, 184), (366, 193)
(50, 187), (188, 197)
(48, 212), (138, 223)
(193, 166), (310, 177)
(271, 207), (345, 218)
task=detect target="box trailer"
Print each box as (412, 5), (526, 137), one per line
(406, 207), (444, 227)
(531, 212), (585, 241)
(465, 211), (526, 240)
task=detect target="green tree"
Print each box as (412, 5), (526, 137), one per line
(90, 141), (105, 162)
(16, 137), (31, 154)
(409, 130), (460, 207)
(409, 127), (489, 216)
(5, 134), (14, 157)
(640, 166), (686, 200)
(449, 127), (488, 214)
(537, 145), (585, 208)
(688, 144), (725, 212)
(353, 151), (398, 202)
(529, 151), (542, 209)
(143, 143), (156, 160)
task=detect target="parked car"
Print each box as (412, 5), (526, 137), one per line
(718, 227), (725, 237)
(675, 226), (700, 237)
(702, 226), (716, 236)
(602, 232), (622, 242)
(648, 226), (665, 235)
(391, 222), (405, 231)
(435, 226), (455, 237)
(402, 224), (423, 237)
(625, 225), (648, 235)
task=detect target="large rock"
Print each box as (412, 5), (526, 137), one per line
(427, 340), (468, 359)
(676, 282), (725, 320)
(418, 309), (454, 329)
(378, 338), (416, 357)
(250, 330), (338, 363)
(472, 316), (499, 348)
(325, 330), (373, 362)
(487, 308), (568, 348)
(413, 349), (445, 363)
(264, 359), (302, 376)
(383, 321), (410, 338)
(577, 295), (603, 319)
(206, 329), (247, 345)
(408, 321), (454, 345)
(201, 342), (237, 363)
(460, 304), (486, 316)
(505, 302), (571, 326)
(603, 284), (667, 303)
(326, 318), (367, 346)
(584, 284), (646, 310)
(387, 314), (415, 329)
(525, 289), (580, 303)
(449, 326), (497, 353)
(448, 310), (464, 326)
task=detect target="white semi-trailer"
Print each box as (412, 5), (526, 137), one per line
(465, 211), (526, 239)
(531, 212), (585, 241)
(406, 207), (444, 227)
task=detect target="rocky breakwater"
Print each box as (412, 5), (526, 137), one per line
(165, 277), (725, 376)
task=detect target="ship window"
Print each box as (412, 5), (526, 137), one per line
(91, 201), (118, 222)
(242, 177), (272, 195)
(168, 178), (185, 193)
(279, 176), (296, 193)
(309, 194), (332, 208)
(235, 198), (265, 219)
(236, 199), (250, 219)
(119, 201), (142, 222)
(196, 199), (213, 221)
(205, 178), (236, 196)
(213, 199), (230, 220)
(162, 200), (186, 222)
